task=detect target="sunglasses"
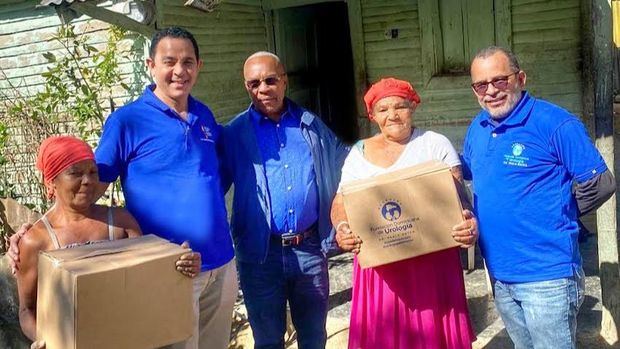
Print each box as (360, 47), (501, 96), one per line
(471, 72), (519, 95)
(245, 75), (283, 90)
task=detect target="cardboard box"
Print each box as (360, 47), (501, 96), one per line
(36, 235), (193, 349)
(341, 161), (464, 268)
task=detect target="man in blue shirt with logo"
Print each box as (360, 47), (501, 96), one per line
(219, 52), (348, 349)
(8, 27), (237, 349)
(462, 46), (615, 349)
(93, 28), (237, 349)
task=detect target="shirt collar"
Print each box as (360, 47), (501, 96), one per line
(479, 91), (535, 128)
(249, 98), (301, 124)
(142, 84), (198, 120)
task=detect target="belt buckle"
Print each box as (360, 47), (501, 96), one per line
(281, 234), (302, 247)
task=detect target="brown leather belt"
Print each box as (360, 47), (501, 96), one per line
(272, 224), (317, 247)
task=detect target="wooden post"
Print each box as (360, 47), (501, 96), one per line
(346, 0), (369, 137)
(593, 0), (620, 344)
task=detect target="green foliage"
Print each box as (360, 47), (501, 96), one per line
(10, 24), (132, 140)
(0, 23), (141, 210)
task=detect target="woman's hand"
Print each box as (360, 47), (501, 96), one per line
(335, 222), (363, 254)
(452, 209), (478, 248)
(176, 241), (201, 278)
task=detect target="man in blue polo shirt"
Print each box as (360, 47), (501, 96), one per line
(462, 46), (615, 349)
(219, 52), (348, 349)
(95, 27), (236, 349)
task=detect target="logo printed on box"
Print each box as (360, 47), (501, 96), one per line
(381, 201), (402, 221)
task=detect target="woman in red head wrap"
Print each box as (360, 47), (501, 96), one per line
(15, 136), (201, 347)
(331, 78), (478, 348)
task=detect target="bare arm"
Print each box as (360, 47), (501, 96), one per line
(450, 165), (473, 211)
(450, 165), (478, 248)
(330, 193), (362, 253)
(16, 229), (46, 341)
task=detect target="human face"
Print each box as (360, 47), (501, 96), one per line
(470, 52), (526, 119)
(50, 160), (99, 209)
(370, 96), (415, 142)
(243, 56), (287, 120)
(146, 37), (203, 106)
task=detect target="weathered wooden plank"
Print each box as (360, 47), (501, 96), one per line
(347, 0), (368, 126)
(364, 39), (420, 51)
(362, 11), (418, 24)
(362, 0), (415, 8)
(363, 30), (419, 42)
(512, 28), (580, 44)
(590, 0), (620, 341)
(362, 4), (417, 17)
(511, 0), (579, 15)
(418, 0), (442, 84)
(495, 0), (512, 49)
(512, 7), (579, 24)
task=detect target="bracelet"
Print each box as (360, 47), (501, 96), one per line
(335, 221), (350, 232)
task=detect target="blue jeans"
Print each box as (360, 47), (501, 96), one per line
(238, 235), (329, 349)
(493, 267), (585, 349)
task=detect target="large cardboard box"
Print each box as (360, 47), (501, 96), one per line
(341, 161), (464, 268)
(36, 235), (194, 349)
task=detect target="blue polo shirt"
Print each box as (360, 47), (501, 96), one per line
(462, 92), (607, 282)
(95, 85), (234, 271)
(250, 104), (319, 235)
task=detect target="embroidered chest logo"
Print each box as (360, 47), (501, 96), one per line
(503, 142), (529, 167)
(200, 125), (214, 142)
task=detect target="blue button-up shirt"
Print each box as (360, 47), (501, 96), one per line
(219, 99), (350, 263)
(250, 105), (319, 235)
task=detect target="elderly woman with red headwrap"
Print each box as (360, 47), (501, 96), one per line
(15, 136), (200, 348)
(331, 78), (478, 349)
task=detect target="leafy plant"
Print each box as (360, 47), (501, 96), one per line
(0, 23), (144, 211)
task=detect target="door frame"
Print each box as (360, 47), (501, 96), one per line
(262, 0), (368, 125)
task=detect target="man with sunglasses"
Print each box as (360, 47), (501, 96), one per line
(461, 46), (615, 349)
(218, 51), (349, 349)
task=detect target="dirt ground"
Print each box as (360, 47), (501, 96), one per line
(229, 216), (620, 349)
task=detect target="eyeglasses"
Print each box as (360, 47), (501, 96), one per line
(471, 72), (519, 95)
(245, 75), (284, 90)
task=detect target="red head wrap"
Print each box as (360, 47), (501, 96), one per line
(36, 136), (95, 185)
(363, 78), (421, 117)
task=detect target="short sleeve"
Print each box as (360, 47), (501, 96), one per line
(95, 116), (127, 183)
(429, 132), (461, 167)
(337, 147), (364, 192)
(551, 118), (608, 183)
(460, 126), (474, 181)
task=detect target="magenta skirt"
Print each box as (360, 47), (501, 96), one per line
(348, 248), (475, 349)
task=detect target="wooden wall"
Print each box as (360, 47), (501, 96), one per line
(0, 0), (147, 105)
(359, 0), (584, 147)
(157, 0), (267, 123)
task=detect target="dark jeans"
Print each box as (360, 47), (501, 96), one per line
(238, 235), (329, 349)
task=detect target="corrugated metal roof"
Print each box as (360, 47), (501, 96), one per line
(39, 0), (89, 6)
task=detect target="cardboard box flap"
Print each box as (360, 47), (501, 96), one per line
(341, 160), (450, 194)
(39, 235), (187, 276)
(37, 234), (193, 349)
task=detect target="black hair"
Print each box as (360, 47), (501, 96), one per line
(149, 27), (200, 60)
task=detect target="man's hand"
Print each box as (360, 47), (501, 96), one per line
(452, 209), (478, 248)
(7, 223), (31, 275)
(335, 222), (362, 254)
(176, 241), (201, 278)
(30, 340), (45, 349)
